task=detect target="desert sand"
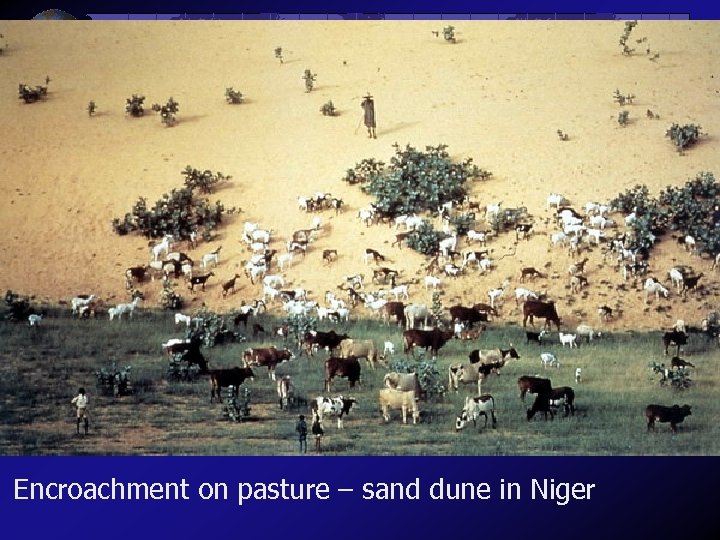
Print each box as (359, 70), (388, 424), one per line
(1, 21), (719, 330)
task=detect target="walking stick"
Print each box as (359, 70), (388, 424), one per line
(354, 114), (364, 135)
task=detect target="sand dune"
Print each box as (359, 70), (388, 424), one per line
(1, 21), (719, 330)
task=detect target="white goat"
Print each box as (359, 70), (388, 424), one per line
(547, 193), (566, 209)
(668, 267), (685, 293)
(390, 284), (410, 301)
(559, 332), (578, 348)
(174, 313), (192, 327)
(151, 235), (172, 261)
(28, 314), (43, 327)
(263, 275), (285, 289)
(277, 253), (294, 271)
(466, 230), (487, 245)
(643, 278), (669, 303)
(383, 341), (396, 357)
(202, 246), (222, 268)
(109, 297), (142, 321)
(424, 275), (441, 290)
(540, 352), (560, 368)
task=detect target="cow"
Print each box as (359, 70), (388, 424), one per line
(517, 375), (552, 402)
(455, 395), (497, 431)
(404, 303), (429, 329)
(378, 388), (419, 424)
(324, 356), (361, 391)
(662, 330), (687, 356)
(311, 396), (357, 429)
(403, 328), (455, 359)
(338, 339), (382, 369)
(449, 305), (489, 328)
(243, 347), (295, 380)
(523, 300), (562, 331)
(209, 367), (255, 403)
(381, 301), (405, 327)
(527, 393), (555, 421)
(549, 386), (576, 416)
(383, 372), (421, 400)
(472, 303), (498, 318)
(448, 361), (504, 395)
(645, 404), (692, 434)
(302, 330), (348, 357)
(468, 347), (520, 365)
(276, 375), (295, 410)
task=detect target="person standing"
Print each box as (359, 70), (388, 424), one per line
(71, 387), (89, 435)
(311, 413), (324, 453)
(295, 414), (308, 454)
(361, 93), (376, 139)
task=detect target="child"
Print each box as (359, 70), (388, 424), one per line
(295, 415), (308, 453)
(71, 387), (89, 435)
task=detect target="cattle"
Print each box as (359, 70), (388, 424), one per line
(311, 396), (357, 429)
(526, 394), (555, 421)
(472, 303), (498, 318)
(324, 356), (361, 391)
(468, 347), (520, 365)
(523, 300), (562, 331)
(449, 305), (488, 328)
(517, 375), (552, 402)
(549, 386), (576, 416)
(276, 375), (295, 410)
(404, 303), (429, 329)
(455, 395), (497, 431)
(671, 356), (695, 369)
(457, 327), (484, 341)
(526, 329), (547, 344)
(403, 328), (454, 359)
(381, 301), (405, 327)
(302, 330), (349, 357)
(338, 339), (382, 369)
(645, 404), (692, 434)
(383, 372), (421, 400)
(242, 347), (295, 380)
(662, 330), (687, 356)
(210, 367), (255, 403)
(378, 388), (419, 424)
(448, 361), (504, 395)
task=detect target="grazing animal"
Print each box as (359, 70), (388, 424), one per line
(322, 249), (338, 265)
(378, 388), (419, 424)
(520, 267), (546, 282)
(383, 341), (396, 357)
(644, 278), (669, 303)
(662, 331), (687, 356)
(187, 272), (215, 292)
(324, 356), (361, 391)
(221, 274), (241, 296)
(311, 396), (357, 429)
(645, 404), (692, 434)
(28, 314), (43, 327)
(576, 324), (597, 343)
(174, 313), (193, 327)
(517, 375), (552, 402)
(598, 305), (613, 321)
(381, 301), (405, 327)
(392, 232), (410, 249)
(383, 372), (421, 400)
(549, 386), (576, 416)
(202, 246), (222, 268)
(523, 300), (562, 331)
(276, 375), (295, 410)
(559, 332), (578, 348)
(404, 303), (429, 329)
(466, 230), (487, 245)
(210, 367), (255, 403)
(150, 235), (172, 261)
(575, 368), (582, 383)
(277, 253), (294, 271)
(363, 248), (386, 264)
(515, 287), (539, 305)
(449, 305), (488, 328)
(526, 329), (547, 344)
(424, 276), (442, 290)
(455, 395), (497, 431)
(546, 193), (566, 209)
(570, 274), (588, 293)
(252, 323), (266, 337)
(403, 328), (454, 359)
(448, 361), (504, 395)
(303, 330), (349, 357)
(515, 223), (533, 241)
(472, 303), (498, 318)
(243, 347), (295, 380)
(71, 294), (96, 317)
(681, 273), (703, 295)
(468, 347), (520, 365)
(540, 352), (559, 368)
(338, 339), (381, 369)
(108, 296), (142, 321)
(126, 265), (149, 283)
(671, 356), (695, 369)
(526, 393), (555, 421)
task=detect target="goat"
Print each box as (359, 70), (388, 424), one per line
(322, 249), (338, 265)
(108, 296), (142, 321)
(520, 267), (546, 282)
(150, 235), (173, 261)
(681, 273), (703, 295)
(559, 332), (577, 348)
(424, 276), (441, 290)
(175, 313), (192, 327)
(277, 252), (293, 271)
(28, 314), (43, 327)
(187, 272), (215, 292)
(568, 258), (589, 275)
(467, 230), (487, 245)
(526, 329), (547, 344)
(202, 246), (222, 268)
(363, 248), (386, 264)
(598, 305), (613, 321)
(540, 352), (560, 368)
(221, 274), (241, 296)
(570, 274), (588, 293)
(546, 193), (566, 209)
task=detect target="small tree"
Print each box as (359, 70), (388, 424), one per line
(430, 291), (444, 328)
(406, 221), (443, 256)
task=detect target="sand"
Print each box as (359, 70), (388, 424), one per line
(1, 21), (719, 330)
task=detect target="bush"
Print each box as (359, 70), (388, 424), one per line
(666, 123), (702, 153)
(406, 221), (444, 256)
(388, 357), (445, 399)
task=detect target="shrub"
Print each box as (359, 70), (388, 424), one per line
(665, 123), (702, 153)
(406, 221), (443, 256)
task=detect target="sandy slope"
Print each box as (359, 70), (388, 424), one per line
(1, 21), (719, 330)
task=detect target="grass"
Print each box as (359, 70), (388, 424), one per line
(0, 308), (718, 456)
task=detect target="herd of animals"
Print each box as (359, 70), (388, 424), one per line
(19, 183), (717, 446)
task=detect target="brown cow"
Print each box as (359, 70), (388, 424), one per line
(403, 328), (454, 359)
(522, 300), (562, 331)
(302, 330), (348, 357)
(382, 301), (405, 327)
(210, 367), (255, 403)
(449, 305), (488, 328)
(517, 375), (552, 402)
(645, 404), (692, 434)
(243, 347), (294, 380)
(324, 356), (361, 391)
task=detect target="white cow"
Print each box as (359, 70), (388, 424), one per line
(311, 396), (357, 429)
(455, 395), (497, 430)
